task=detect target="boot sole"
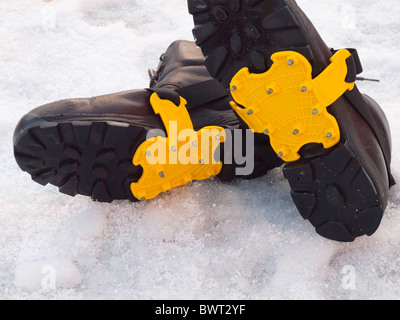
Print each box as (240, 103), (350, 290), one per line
(284, 142), (383, 242)
(14, 112), (277, 203)
(189, 0), (314, 87)
(13, 114), (147, 203)
(189, 0), (385, 241)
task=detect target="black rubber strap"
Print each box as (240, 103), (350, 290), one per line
(345, 49), (363, 83)
(331, 48), (363, 83)
(148, 79), (229, 109)
(147, 88), (181, 106)
(175, 79), (229, 109)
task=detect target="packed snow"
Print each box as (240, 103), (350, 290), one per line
(1, 0), (400, 300)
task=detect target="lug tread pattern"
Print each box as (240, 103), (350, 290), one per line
(283, 144), (383, 242)
(14, 119), (146, 203)
(189, 0), (313, 87)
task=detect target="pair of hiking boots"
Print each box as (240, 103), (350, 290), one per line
(13, 0), (395, 242)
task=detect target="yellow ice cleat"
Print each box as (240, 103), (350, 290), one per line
(131, 92), (225, 201)
(229, 49), (355, 162)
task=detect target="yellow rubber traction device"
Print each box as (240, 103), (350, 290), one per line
(230, 49), (355, 162)
(131, 93), (225, 201)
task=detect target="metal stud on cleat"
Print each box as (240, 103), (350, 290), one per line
(131, 92), (225, 201)
(229, 50), (352, 162)
(231, 86), (237, 92)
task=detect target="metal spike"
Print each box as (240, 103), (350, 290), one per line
(356, 76), (380, 83)
(159, 171), (165, 178)
(288, 59), (294, 66)
(231, 86), (237, 92)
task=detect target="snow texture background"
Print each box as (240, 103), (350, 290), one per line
(1, 0), (400, 300)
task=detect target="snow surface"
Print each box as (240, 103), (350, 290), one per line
(1, 0), (400, 300)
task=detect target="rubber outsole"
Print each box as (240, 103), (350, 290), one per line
(189, 0), (386, 241)
(13, 113), (281, 203)
(283, 143), (383, 242)
(189, 0), (314, 87)
(14, 114), (147, 203)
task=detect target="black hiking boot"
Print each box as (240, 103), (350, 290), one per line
(188, 0), (395, 242)
(13, 40), (283, 203)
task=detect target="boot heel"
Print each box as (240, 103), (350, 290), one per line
(14, 115), (146, 203)
(283, 143), (384, 242)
